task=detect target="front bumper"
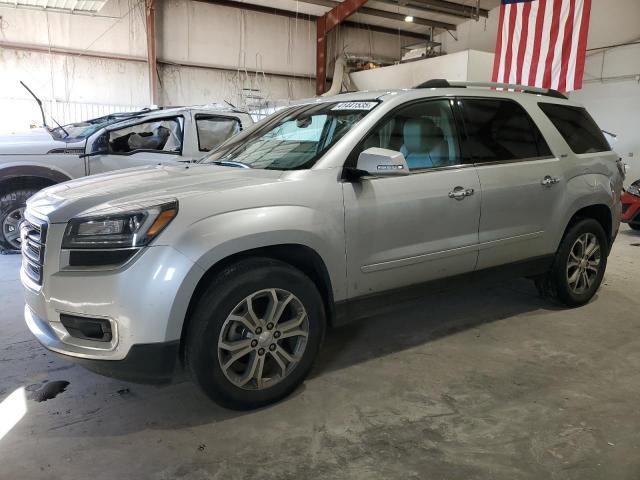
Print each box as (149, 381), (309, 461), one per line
(26, 305), (179, 383)
(21, 222), (204, 380)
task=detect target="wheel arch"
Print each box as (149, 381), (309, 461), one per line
(177, 243), (336, 360)
(561, 203), (613, 250)
(0, 165), (72, 194)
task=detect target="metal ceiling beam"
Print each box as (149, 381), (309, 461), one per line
(316, 0), (369, 95)
(300, 0), (456, 30)
(376, 0), (489, 19)
(196, 0), (431, 41)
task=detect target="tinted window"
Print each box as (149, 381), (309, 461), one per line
(538, 103), (610, 154)
(196, 116), (241, 152)
(359, 99), (461, 171)
(461, 99), (550, 162)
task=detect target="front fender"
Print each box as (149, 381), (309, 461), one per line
(177, 205), (344, 290)
(161, 204), (346, 339)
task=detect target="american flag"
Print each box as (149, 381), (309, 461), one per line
(491, 0), (592, 92)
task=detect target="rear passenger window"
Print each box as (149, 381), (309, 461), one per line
(538, 103), (611, 154)
(460, 99), (551, 163)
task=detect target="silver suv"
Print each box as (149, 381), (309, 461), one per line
(21, 81), (624, 409)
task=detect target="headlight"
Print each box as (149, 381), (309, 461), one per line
(62, 201), (178, 249)
(627, 183), (640, 197)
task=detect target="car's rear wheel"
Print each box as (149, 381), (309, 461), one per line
(185, 258), (325, 410)
(535, 218), (608, 307)
(0, 188), (38, 251)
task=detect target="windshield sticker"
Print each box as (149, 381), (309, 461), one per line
(331, 102), (378, 111)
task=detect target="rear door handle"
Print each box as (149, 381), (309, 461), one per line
(448, 186), (474, 200)
(541, 175), (560, 186)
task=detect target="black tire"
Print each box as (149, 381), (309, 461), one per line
(185, 258), (326, 410)
(0, 188), (38, 251)
(535, 218), (608, 307)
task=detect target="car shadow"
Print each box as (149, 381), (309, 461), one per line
(28, 276), (561, 439)
(312, 277), (558, 378)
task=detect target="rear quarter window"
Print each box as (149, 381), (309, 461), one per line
(538, 103), (611, 154)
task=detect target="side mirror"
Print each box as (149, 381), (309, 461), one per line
(354, 147), (410, 177)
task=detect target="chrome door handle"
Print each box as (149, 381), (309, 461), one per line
(541, 175), (560, 186)
(448, 186), (474, 200)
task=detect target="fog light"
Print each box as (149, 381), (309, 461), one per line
(59, 314), (112, 342)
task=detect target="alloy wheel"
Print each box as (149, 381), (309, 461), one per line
(2, 207), (25, 250)
(217, 288), (309, 390)
(566, 232), (601, 295)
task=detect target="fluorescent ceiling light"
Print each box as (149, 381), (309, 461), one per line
(0, 0), (107, 13)
(404, 15), (414, 22)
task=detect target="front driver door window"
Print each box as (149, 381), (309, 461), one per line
(343, 99), (482, 297)
(88, 117), (184, 175)
(360, 100), (461, 171)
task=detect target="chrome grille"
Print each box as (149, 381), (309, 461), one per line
(20, 214), (47, 285)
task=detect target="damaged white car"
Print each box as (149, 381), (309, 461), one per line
(0, 95), (252, 250)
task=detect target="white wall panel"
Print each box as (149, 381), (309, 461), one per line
(0, 0), (423, 125)
(0, 0), (147, 57)
(0, 47), (148, 105)
(350, 50), (493, 90)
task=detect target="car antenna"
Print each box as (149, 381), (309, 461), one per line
(224, 100), (248, 112)
(19, 81), (69, 137)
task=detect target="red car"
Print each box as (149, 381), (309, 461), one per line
(622, 181), (640, 231)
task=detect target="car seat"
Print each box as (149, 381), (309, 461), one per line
(128, 126), (171, 151)
(400, 118), (450, 169)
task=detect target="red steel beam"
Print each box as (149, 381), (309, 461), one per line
(145, 0), (159, 105)
(316, 0), (369, 95)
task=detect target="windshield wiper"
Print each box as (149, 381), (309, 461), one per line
(209, 160), (251, 169)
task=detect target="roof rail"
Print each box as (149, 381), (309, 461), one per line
(415, 79), (567, 99)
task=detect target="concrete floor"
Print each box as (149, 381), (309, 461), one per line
(1, 227), (639, 480)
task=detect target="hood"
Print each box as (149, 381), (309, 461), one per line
(28, 164), (284, 223)
(0, 128), (83, 155)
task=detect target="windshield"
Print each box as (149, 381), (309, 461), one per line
(200, 101), (377, 170)
(50, 110), (151, 142)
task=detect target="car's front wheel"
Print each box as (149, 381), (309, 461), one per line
(535, 218), (608, 307)
(185, 258), (326, 410)
(0, 188), (39, 251)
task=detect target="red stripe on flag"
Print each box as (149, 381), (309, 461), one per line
(557, 0), (576, 92)
(573, 0), (591, 90)
(516, 1), (532, 84)
(491, 5), (507, 83)
(528, 0), (546, 86)
(502, 4), (518, 83)
(542, 0), (563, 88)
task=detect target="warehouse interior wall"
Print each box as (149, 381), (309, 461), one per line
(435, 0), (640, 181)
(0, 0), (422, 132)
